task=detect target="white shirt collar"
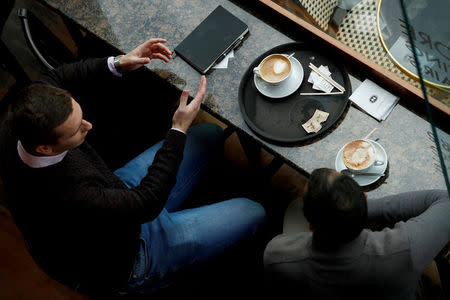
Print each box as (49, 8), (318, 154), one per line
(17, 140), (68, 168)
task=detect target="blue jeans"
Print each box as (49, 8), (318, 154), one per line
(114, 123), (266, 294)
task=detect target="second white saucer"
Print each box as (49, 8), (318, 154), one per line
(254, 56), (304, 99)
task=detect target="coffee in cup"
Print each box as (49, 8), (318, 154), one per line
(342, 139), (376, 172)
(254, 54), (292, 85)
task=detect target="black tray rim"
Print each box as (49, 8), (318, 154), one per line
(238, 41), (351, 144)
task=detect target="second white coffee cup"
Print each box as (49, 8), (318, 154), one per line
(342, 139), (376, 173)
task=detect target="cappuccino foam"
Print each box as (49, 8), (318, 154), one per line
(260, 55), (291, 82)
(343, 140), (375, 170)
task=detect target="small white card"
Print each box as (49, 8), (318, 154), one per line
(349, 79), (399, 121)
(213, 50), (234, 69)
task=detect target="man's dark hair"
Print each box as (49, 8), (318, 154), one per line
(303, 168), (368, 247)
(8, 83), (73, 153)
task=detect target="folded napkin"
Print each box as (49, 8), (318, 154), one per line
(349, 79), (399, 121)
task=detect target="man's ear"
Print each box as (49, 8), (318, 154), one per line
(34, 145), (53, 156)
(303, 181), (309, 196)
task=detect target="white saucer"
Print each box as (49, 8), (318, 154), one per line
(335, 140), (388, 186)
(254, 56), (304, 98)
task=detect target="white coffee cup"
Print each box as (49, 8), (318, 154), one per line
(253, 53), (292, 85)
(342, 139), (376, 173)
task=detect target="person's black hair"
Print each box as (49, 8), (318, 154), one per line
(303, 168), (368, 248)
(8, 83), (73, 153)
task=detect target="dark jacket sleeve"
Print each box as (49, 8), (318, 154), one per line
(368, 190), (450, 274)
(36, 57), (114, 92)
(68, 129), (186, 224)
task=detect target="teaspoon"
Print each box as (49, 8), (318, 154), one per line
(286, 53), (295, 59)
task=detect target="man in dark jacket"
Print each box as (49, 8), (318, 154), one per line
(0, 38), (266, 297)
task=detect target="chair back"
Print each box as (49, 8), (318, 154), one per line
(298, 0), (338, 30)
(18, 7), (77, 71)
(0, 0), (30, 115)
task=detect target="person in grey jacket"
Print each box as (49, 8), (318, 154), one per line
(264, 168), (450, 300)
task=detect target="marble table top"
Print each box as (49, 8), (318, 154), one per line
(39, 0), (449, 198)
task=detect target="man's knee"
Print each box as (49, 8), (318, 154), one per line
(188, 122), (224, 148)
(231, 198), (267, 224)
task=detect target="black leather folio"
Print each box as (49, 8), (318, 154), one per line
(174, 5), (248, 74)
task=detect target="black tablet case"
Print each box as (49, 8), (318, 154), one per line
(174, 5), (248, 74)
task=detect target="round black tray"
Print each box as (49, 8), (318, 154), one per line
(238, 42), (351, 144)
